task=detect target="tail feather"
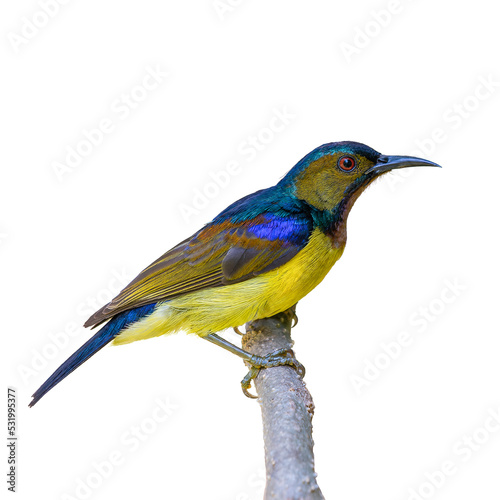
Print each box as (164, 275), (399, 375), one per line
(29, 303), (157, 407)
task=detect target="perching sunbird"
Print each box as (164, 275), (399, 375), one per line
(30, 141), (440, 406)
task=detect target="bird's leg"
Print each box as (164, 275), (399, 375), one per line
(202, 333), (305, 399)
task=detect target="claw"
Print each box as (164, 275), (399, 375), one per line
(291, 312), (298, 328)
(233, 326), (244, 336)
(241, 366), (260, 398)
(242, 385), (258, 399)
(240, 349), (305, 398)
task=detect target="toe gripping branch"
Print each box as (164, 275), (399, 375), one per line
(241, 348), (306, 399)
(202, 307), (304, 400)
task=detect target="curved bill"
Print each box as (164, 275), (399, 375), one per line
(366, 155), (442, 175)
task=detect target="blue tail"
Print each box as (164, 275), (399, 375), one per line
(29, 303), (157, 407)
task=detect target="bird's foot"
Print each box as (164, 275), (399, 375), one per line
(241, 348), (305, 398)
(281, 305), (298, 328)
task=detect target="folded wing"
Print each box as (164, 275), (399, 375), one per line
(84, 211), (312, 328)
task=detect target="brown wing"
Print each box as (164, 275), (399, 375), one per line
(84, 217), (308, 328)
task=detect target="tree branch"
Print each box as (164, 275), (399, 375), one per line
(242, 306), (325, 500)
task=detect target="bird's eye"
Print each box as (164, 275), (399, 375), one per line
(338, 155), (357, 172)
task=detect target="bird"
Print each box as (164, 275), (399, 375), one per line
(29, 141), (440, 406)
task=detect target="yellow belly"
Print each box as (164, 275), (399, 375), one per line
(113, 228), (344, 345)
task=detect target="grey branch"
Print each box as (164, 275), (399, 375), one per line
(242, 307), (325, 500)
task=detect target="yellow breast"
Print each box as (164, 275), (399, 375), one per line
(114, 228), (344, 344)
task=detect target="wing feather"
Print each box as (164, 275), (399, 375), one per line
(84, 211), (312, 328)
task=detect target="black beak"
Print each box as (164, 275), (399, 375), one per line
(366, 155), (442, 175)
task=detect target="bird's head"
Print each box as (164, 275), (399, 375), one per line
(280, 141), (440, 217)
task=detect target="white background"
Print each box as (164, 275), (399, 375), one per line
(2, 1), (500, 499)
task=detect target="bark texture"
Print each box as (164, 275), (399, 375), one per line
(242, 307), (324, 500)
